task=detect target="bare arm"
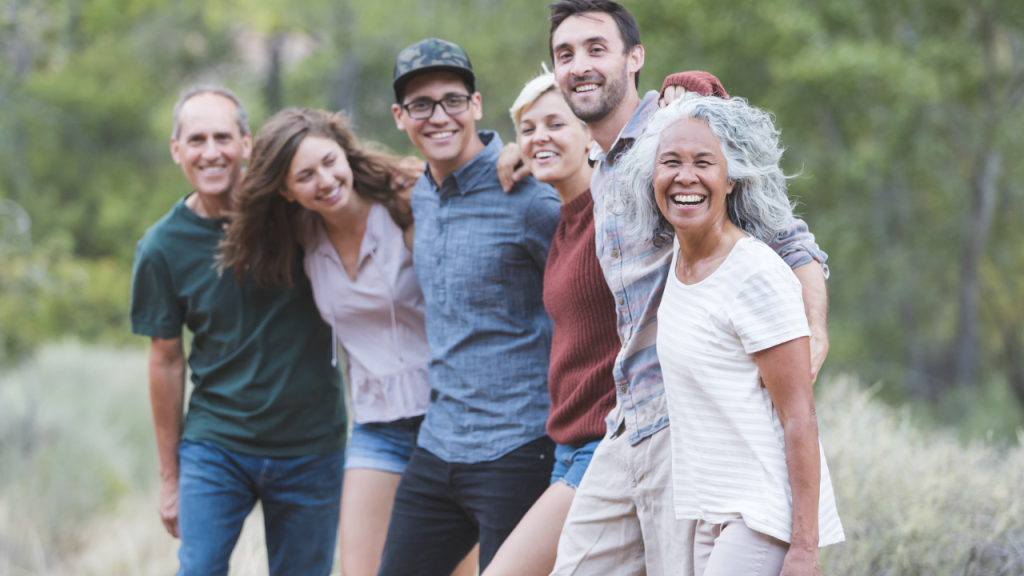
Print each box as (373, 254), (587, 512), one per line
(149, 336), (186, 538)
(754, 336), (822, 576)
(792, 263), (829, 383)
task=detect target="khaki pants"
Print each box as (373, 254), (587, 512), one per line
(693, 518), (789, 576)
(550, 425), (695, 576)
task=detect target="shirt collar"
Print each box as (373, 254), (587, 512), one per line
(594, 91), (661, 167)
(425, 130), (503, 196)
(312, 204), (380, 267)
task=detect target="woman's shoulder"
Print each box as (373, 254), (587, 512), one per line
(730, 237), (801, 286)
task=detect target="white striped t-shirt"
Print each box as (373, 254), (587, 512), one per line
(658, 236), (844, 547)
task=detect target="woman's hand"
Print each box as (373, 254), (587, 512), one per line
(497, 142), (531, 193)
(389, 155), (425, 192)
(659, 85), (689, 107)
(780, 545), (821, 576)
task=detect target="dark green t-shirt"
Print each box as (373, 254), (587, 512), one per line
(130, 196), (345, 457)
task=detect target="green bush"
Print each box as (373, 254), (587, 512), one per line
(0, 239), (135, 365)
(819, 377), (1024, 575)
(0, 341), (154, 569)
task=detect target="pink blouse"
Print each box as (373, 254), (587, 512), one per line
(304, 203), (431, 424)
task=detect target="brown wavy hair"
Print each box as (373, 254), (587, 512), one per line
(220, 108), (415, 288)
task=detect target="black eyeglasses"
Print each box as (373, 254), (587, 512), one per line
(401, 94), (472, 119)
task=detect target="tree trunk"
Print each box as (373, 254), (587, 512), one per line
(953, 151), (1001, 388)
(264, 32), (285, 113)
(1001, 322), (1024, 410)
(331, 53), (361, 122)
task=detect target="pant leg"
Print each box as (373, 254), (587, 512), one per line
(260, 449), (345, 576)
(550, 429), (646, 576)
(692, 520), (720, 576)
(176, 439), (258, 576)
(377, 447), (479, 576)
(455, 436), (555, 570)
(699, 518), (789, 576)
(632, 426), (696, 576)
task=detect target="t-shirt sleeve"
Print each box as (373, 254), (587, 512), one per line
(130, 239), (185, 339)
(522, 184), (563, 269)
(728, 248), (811, 354)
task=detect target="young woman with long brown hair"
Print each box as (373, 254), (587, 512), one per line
(220, 108), (476, 576)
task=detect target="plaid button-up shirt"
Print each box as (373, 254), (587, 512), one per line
(592, 92), (829, 445)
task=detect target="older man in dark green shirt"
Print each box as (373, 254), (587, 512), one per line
(130, 86), (345, 576)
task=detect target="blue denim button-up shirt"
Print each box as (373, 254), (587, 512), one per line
(412, 131), (562, 463)
(592, 92), (830, 445)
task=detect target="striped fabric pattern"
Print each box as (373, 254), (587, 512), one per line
(590, 91), (831, 445)
(658, 237), (844, 547)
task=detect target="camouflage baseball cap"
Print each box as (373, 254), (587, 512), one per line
(393, 38), (475, 102)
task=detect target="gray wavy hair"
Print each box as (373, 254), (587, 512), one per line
(615, 95), (794, 248)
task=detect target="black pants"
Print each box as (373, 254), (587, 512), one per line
(377, 436), (555, 576)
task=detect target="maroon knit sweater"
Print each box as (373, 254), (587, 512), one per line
(543, 190), (619, 446)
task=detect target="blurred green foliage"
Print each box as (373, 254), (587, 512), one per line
(1, 0), (1023, 422)
(0, 342), (156, 566)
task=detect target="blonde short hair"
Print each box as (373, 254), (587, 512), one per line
(510, 72), (559, 130)
(509, 68), (589, 136)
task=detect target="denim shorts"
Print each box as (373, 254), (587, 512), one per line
(550, 438), (602, 489)
(344, 415), (424, 474)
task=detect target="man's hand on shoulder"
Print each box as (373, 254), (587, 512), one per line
(497, 143), (532, 194)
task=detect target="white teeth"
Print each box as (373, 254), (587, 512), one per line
(428, 131), (454, 139)
(671, 194), (705, 206)
(319, 186), (342, 201)
(535, 151), (556, 159)
(575, 84), (599, 93)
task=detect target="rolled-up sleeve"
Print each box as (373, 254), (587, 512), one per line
(769, 216), (829, 278)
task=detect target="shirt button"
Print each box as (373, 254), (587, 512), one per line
(612, 249), (620, 258)
(620, 386), (628, 393)
(617, 297), (624, 305)
(221, 222), (229, 231)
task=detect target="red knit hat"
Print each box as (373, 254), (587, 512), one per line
(660, 71), (730, 100)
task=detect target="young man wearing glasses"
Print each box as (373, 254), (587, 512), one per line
(378, 38), (562, 575)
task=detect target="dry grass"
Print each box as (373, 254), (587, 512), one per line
(1, 343), (1022, 575)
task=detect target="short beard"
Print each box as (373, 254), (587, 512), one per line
(567, 65), (629, 123)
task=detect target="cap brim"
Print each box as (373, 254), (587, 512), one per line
(393, 66), (476, 101)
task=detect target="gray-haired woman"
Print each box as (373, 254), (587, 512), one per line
(616, 95), (844, 576)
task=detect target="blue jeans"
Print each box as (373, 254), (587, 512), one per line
(377, 436), (555, 575)
(550, 438), (602, 489)
(345, 416), (423, 474)
(176, 439), (344, 576)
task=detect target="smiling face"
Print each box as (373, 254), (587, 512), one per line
(280, 136), (359, 217)
(654, 117), (734, 236)
(550, 12), (640, 123)
(518, 90), (592, 187)
(391, 71), (483, 175)
(170, 93), (251, 198)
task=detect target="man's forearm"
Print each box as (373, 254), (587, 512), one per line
(794, 263), (829, 381)
(149, 340), (186, 481)
(794, 263), (828, 337)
